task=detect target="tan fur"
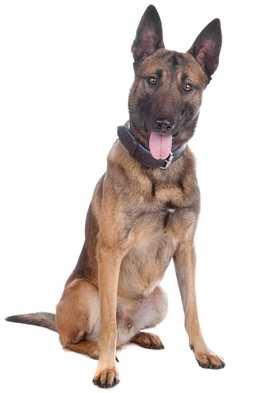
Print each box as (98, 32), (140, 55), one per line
(55, 135), (223, 385)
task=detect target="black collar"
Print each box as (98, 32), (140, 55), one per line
(117, 124), (186, 169)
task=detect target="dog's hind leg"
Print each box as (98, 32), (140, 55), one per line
(117, 286), (168, 350)
(130, 331), (164, 349)
(63, 340), (99, 359)
(56, 278), (100, 360)
(132, 286), (167, 349)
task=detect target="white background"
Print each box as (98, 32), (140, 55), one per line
(1, 0), (259, 392)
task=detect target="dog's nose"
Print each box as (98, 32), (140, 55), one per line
(155, 119), (175, 132)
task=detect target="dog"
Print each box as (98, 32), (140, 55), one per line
(6, 5), (224, 388)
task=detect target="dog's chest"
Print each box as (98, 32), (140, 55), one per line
(118, 203), (177, 298)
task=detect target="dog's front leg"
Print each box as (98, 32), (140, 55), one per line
(174, 241), (225, 369)
(93, 242), (123, 388)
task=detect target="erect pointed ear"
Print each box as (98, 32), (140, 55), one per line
(131, 5), (164, 65)
(188, 19), (222, 80)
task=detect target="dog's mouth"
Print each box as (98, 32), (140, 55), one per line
(148, 131), (179, 160)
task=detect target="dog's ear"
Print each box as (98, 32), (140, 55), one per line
(188, 19), (222, 79)
(132, 5), (164, 65)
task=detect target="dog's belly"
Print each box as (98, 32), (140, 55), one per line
(118, 223), (176, 299)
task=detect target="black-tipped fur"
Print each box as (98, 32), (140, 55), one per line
(132, 5), (164, 64)
(188, 18), (222, 79)
(6, 312), (56, 332)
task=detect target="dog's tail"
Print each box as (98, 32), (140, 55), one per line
(6, 312), (57, 332)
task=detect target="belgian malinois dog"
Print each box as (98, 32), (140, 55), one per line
(6, 5), (224, 388)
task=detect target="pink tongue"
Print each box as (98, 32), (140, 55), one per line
(149, 132), (172, 160)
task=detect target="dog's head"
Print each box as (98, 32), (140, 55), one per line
(128, 5), (222, 160)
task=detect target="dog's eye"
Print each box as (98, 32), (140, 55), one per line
(147, 76), (158, 87)
(183, 81), (193, 92)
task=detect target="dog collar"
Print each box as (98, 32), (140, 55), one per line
(117, 124), (186, 169)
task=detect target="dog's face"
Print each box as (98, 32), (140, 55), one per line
(128, 5), (222, 160)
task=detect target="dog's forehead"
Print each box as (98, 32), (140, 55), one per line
(138, 49), (207, 85)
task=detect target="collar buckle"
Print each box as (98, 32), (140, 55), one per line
(160, 151), (174, 170)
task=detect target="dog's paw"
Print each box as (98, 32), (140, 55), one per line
(93, 367), (119, 388)
(194, 349), (225, 369)
(131, 332), (164, 350)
